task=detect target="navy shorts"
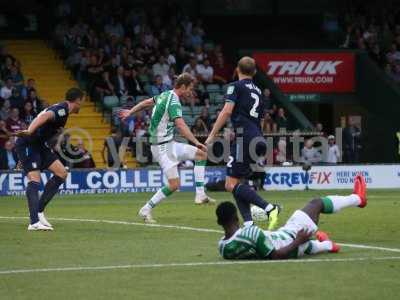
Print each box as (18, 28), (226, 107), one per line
(226, 135), (267, 179)
(16, 140), (59, 173)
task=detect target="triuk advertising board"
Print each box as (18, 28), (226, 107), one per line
(253, 52), (355, 93)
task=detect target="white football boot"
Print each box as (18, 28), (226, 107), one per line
(195, 193), (216, 205)
(138, 206), (157, 224)
(38, 212), (53, 229)
(28, 221), (53, 231)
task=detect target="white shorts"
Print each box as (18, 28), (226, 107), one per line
(151, 141), (198, 178)
(280, 210), (319, 236)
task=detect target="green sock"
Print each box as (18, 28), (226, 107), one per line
(147, 186), (174, 208)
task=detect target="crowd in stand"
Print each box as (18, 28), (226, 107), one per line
(53, 3), (236, 143)
(0, 46), (46, 170)
(341, 3), (400, 82)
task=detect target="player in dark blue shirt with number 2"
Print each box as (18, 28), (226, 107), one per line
(206, 57), (281, 228)
(15, 88), (84, 231)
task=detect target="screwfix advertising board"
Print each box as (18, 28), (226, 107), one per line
(254, 52), (355, 93)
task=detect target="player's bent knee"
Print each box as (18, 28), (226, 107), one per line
(225, 182), (235, 192)
(168, 179), (180, 191)
(56, 169), (68, 180)
(195, 149), (207, 160)
(27, 172), (41, 183)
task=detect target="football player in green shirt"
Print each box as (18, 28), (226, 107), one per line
(217, 175), (367, 259)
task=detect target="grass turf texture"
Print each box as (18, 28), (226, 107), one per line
(0, 189), (400, 300)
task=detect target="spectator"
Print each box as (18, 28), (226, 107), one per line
(274, 139), (287, 165)
(0, 56), (14, 79)
(0, 100), (11, 120)
(9, 66), (24, 87)
(196, 58), (214, 83)
(198, 107), (212, 129)
(182, 57), (198, 78)
(301, 139), (322, 164)
(163, 67), (176, 88)
(20, 101), (37, 125)
(0, 78), (14, 100)
(21, 78), (36, 99)
(95, 71), (115, 101)
(0, 139), (18, 170)
(315, 122), (326, 136)
(102, 128), (123, 168)
(152, 55), (170, 77)
(192, 45), (206, 63)
(276, 108), (288, 130)
(7, 87), (22, 108)
(150, 75), (169, 96)
(113, 66), (130, 98)
(213, 55), (232, 84)
(86, 55), (104, 97)
(262, 112), (277, 134)
(6, 108), (26, 134)
(134, 112), (146, 138)
(0, 119), (11, 148)
(104, 17), (125, 38)
(73, 139), (96, 168)
(164, 48), (176, 66)
(343, 117), (361, 163)
(191, 118), (208, 135)
(326, 135), (341, 164)
(175, 46), (188, 72)
(128, 68), (145, 96)
(26, 89), (43, 114)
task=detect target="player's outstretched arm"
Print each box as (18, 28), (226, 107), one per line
(268, 229), (312, 260)
(14, 111), (54, 137)
(175, 118), (207, 152)
(205, 102), (234, 145)
(119, 98), (154, 121)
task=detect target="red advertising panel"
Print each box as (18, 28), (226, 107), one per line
(253, 52), (355, 93)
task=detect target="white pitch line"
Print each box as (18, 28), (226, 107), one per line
(1, 216), (400, 253)
(1, 256), (400, 275)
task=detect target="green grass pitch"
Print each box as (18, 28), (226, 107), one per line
(1, 189), (400, 300)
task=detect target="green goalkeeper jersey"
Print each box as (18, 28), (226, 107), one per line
(149, 90), (183, 144)
(218, 226), (275, 259)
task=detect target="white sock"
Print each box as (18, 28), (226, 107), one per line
(308, 240), (333, 254)
(324, 194), (361, 213)
(194, 161), (206, 196)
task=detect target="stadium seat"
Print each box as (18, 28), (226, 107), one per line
(102, 96), (120, 118)
(135, 95), (149, 103)
(192, 106), (203, 115)
(182, 106), (192, 115)
(206, 84), (221, 93)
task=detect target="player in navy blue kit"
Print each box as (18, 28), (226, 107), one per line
(15, 88), (84, 231)
(205, 57), (281, 228)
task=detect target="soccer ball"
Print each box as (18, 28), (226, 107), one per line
(251, 205), (268, 221)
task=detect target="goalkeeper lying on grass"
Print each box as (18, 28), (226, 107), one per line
(217, 175), (367, 259)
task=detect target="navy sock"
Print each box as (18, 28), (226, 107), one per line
(26, 181), (40, 224)
(38, 176), (64, 213)
(233, 183), (270, 210)
(232, 186), (252, 222)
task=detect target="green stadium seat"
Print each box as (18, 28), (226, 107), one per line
(206, 84), (221, 93)
(102, 96), (120, 118)
(182, 106), (192, 115)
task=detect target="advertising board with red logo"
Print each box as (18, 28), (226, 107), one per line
(263, 165), (400, 190)
(253, 52), (355, 93)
